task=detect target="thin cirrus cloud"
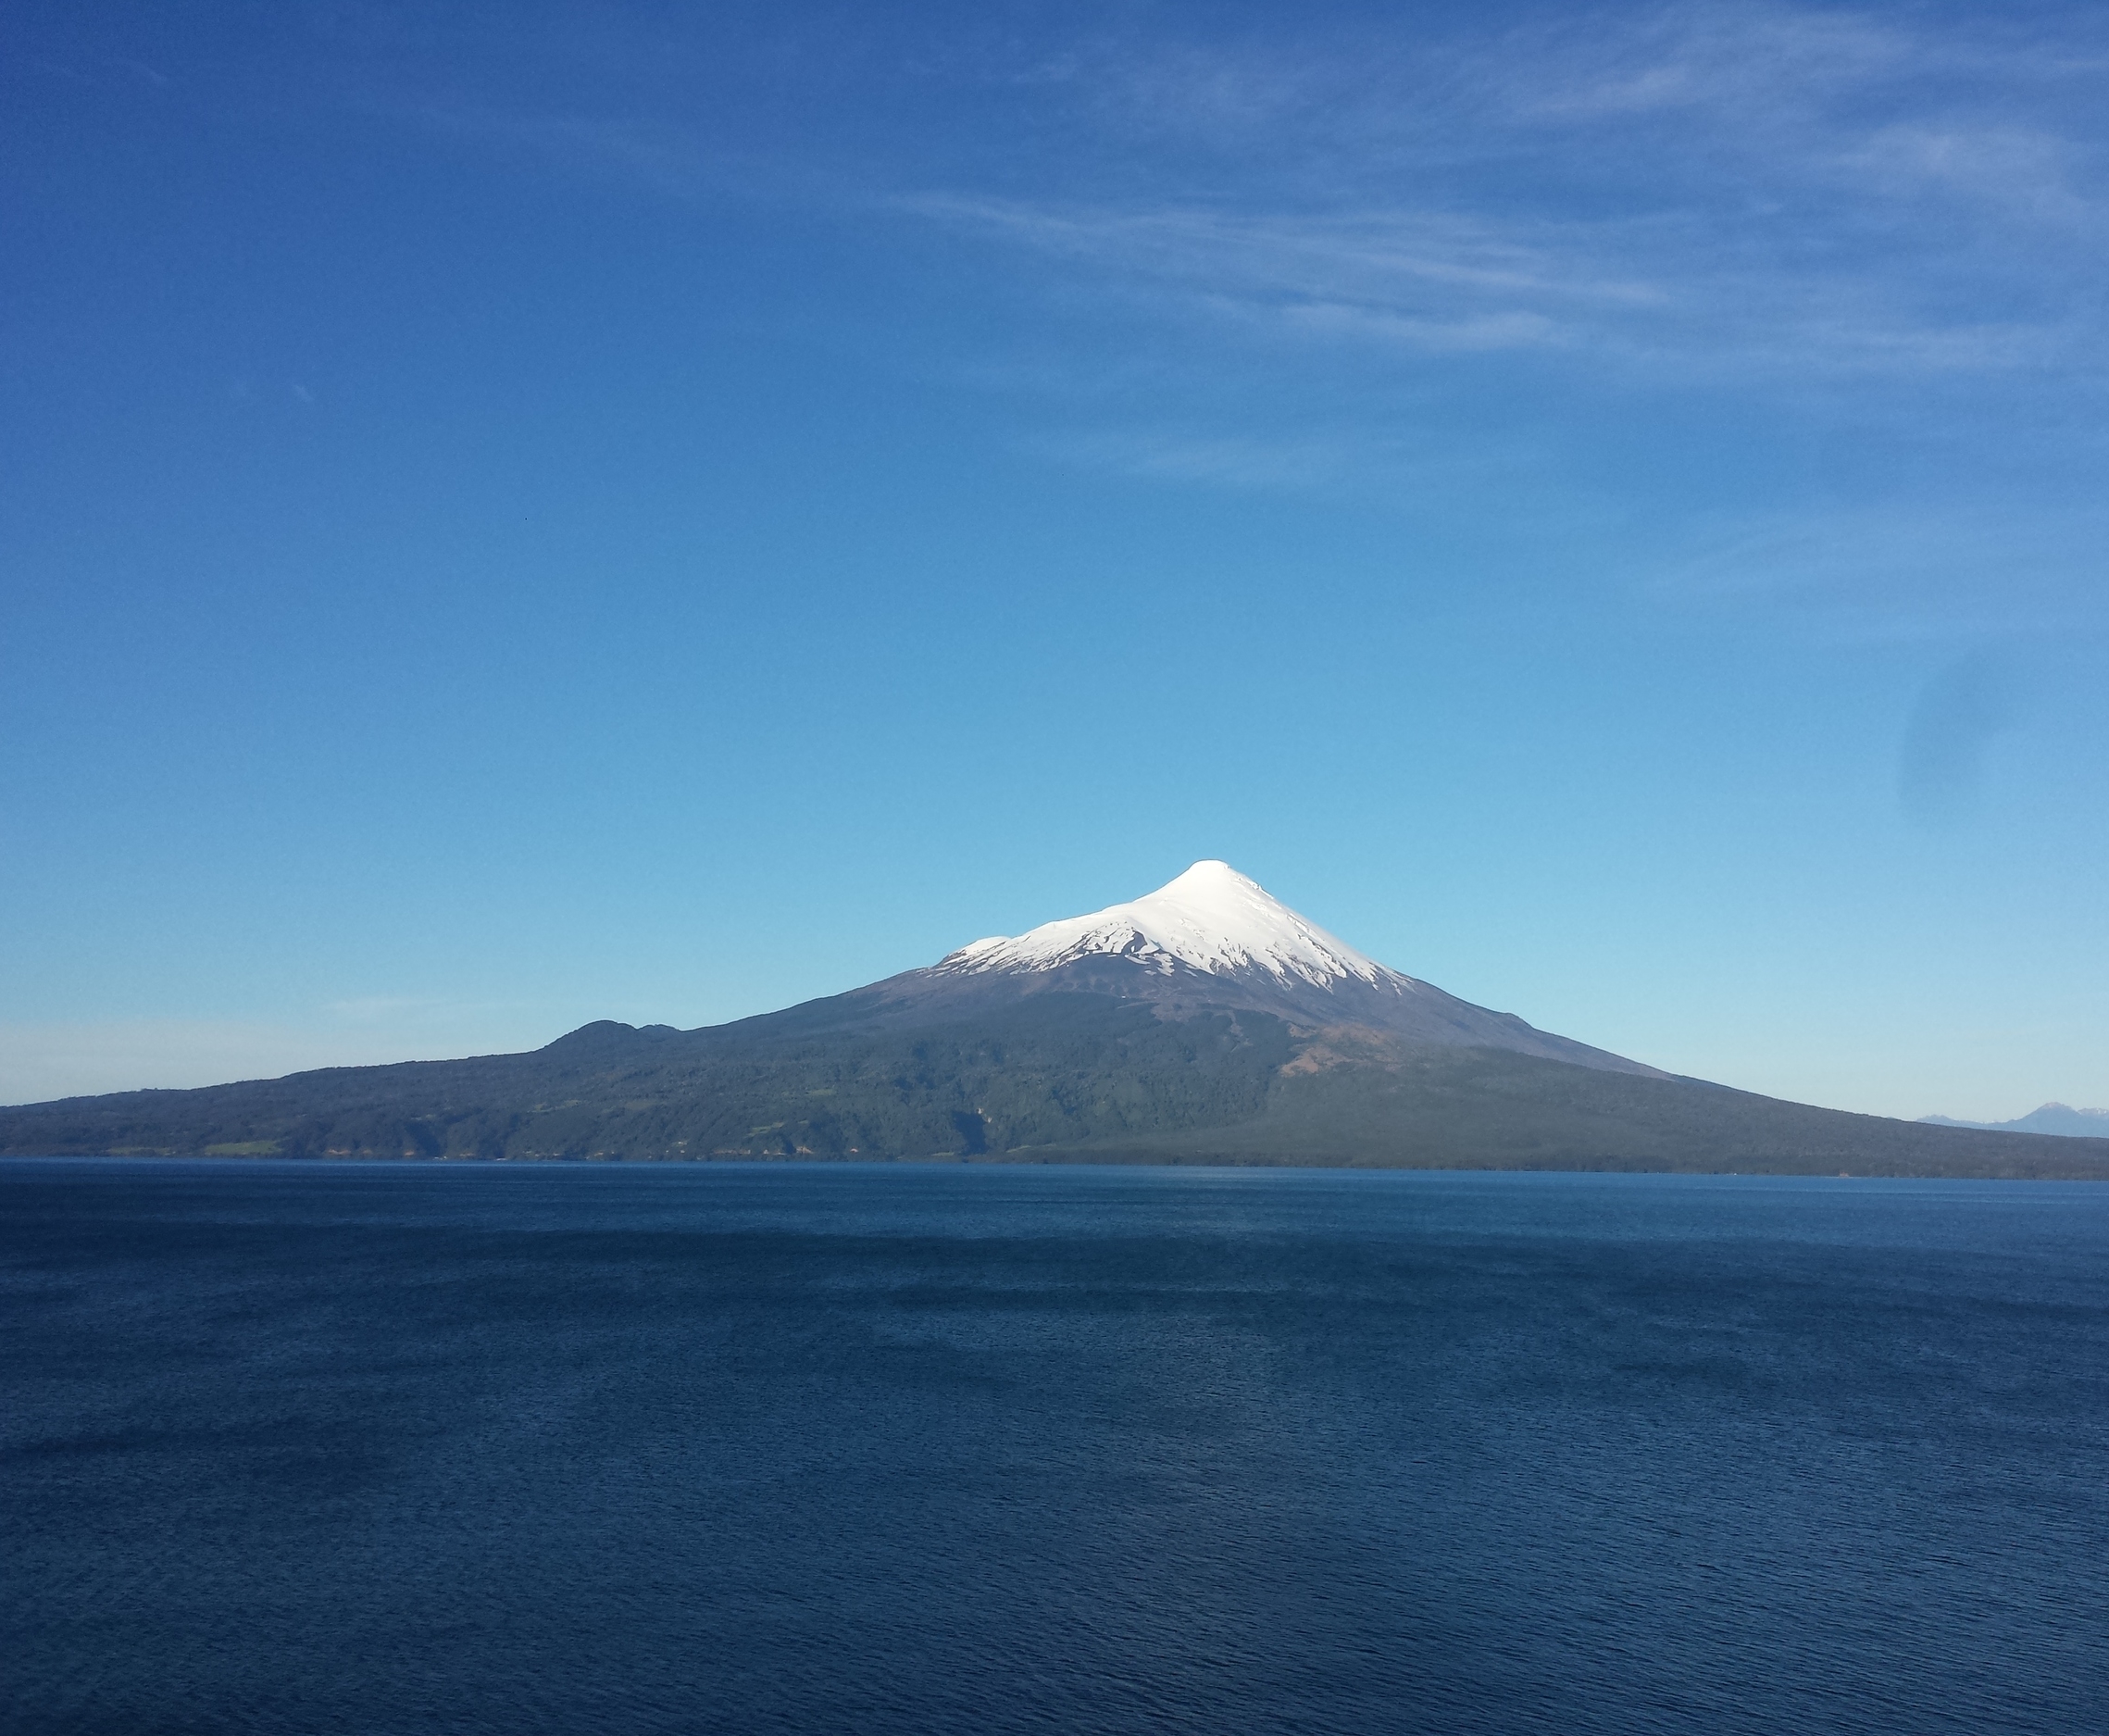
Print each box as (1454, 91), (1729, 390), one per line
(871, 3), (2109, 651)
(1028, 427), (1356, 493)
(365, 0), (2109, 636)
(1657, 507), (2097, 601)
(900, 191), (2077, 381)
(894, 195), (1643, 355)
(384, 4), (2109, 395)
(1643, 506), (2109, 645)
(897, 2), (2109, 386)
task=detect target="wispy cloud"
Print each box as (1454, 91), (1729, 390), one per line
(1648, 506), (2109, 642)
(31, 52), (172, 91)
(899, 195), (1667, 347)
(1031, 428), (1354, 492)
(351, 0), (2109, 640)
(892, 3), (2109, 385)
(386, 4), (2109, 390)
(1488, 4), (1914, 124)
(905, 191), (2079, 381)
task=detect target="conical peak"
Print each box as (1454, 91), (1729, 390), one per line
(1162, 859), (1242, 884)
(938, 861), (1404, 993)
(1136, 861), (1291, 928)
(1150, 859), (1261, 903)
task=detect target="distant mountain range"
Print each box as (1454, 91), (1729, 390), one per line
(4, 861), (2104, 1179)
(1921, 1104), (2109, 1139)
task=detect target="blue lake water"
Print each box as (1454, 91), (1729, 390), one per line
(4, 1159), (2106, 1734)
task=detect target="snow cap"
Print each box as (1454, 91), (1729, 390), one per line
(939, 860), (1403, 991)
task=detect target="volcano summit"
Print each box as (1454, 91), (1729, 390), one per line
(3, 863), (2103, 1178)
(791, 860), (1657, 1078)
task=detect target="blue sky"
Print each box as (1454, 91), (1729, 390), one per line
(5, 0), (2106, 1119)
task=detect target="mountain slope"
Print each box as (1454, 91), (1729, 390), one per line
(2, 862), (2103, 1179)
(757, 862), (1660, 1075)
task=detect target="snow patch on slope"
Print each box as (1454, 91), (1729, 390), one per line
(939, 861), (1416, 995)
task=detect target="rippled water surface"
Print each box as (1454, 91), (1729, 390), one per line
(5, 1160), (2106, 1734)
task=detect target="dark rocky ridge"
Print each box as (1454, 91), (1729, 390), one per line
(3, 984), (2104, 1178)
(731, 947), (1662, 1076)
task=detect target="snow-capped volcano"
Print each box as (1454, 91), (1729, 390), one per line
(938, 861), (1408, 994)
(879, 859), (1660, 1077)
